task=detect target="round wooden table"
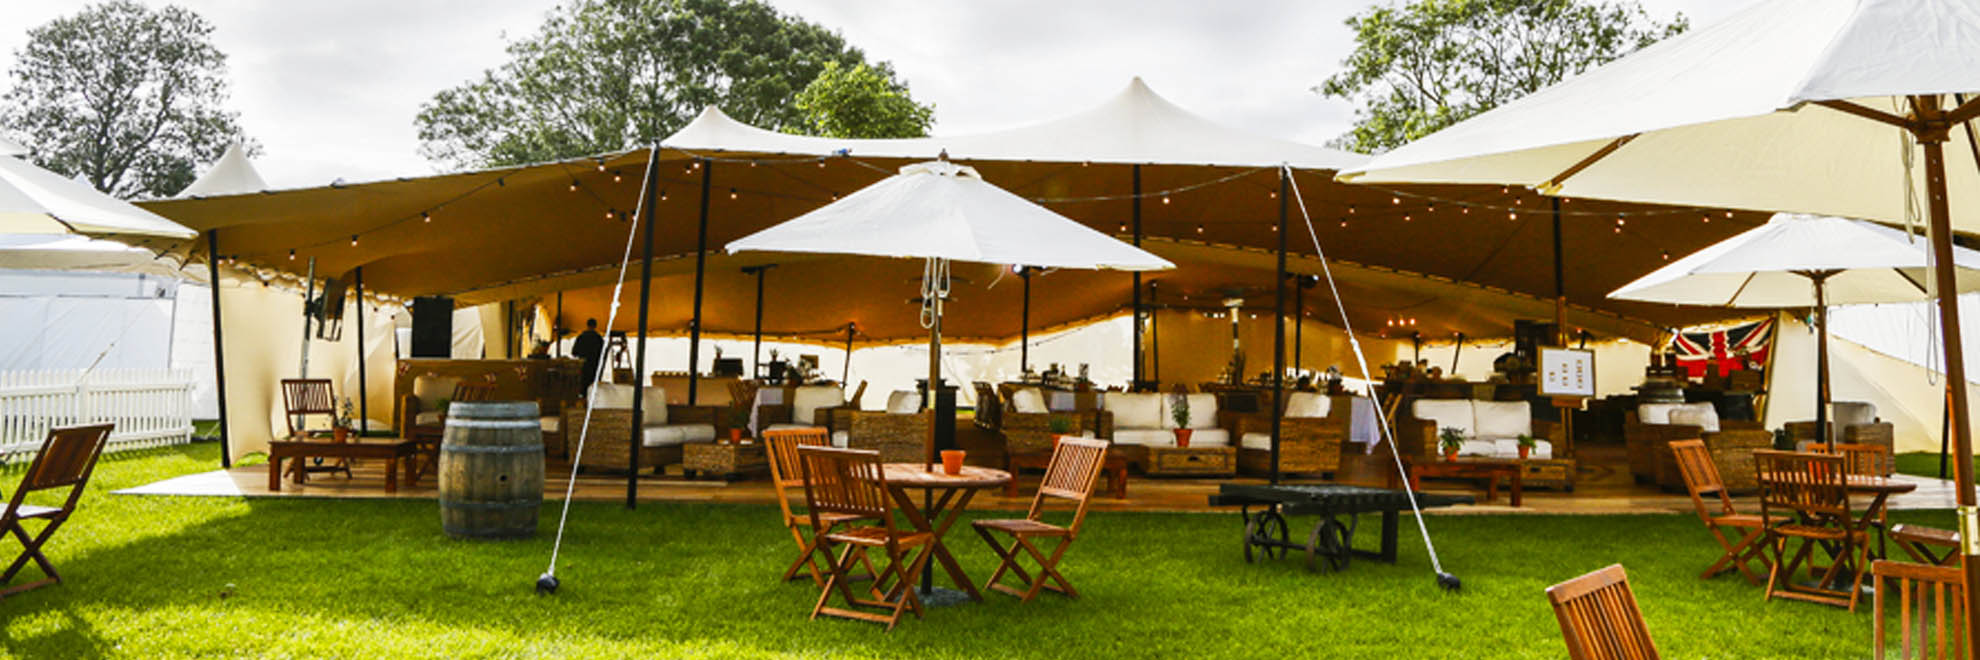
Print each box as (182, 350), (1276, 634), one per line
(880, 463), (1011, 604)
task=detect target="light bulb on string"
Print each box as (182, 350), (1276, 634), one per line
(1195, 224), (1204, 234)
(1118, 222), (1127, 232)
(728, 188), (738, 200)
(1702, 214), (1710, 223)
(1339, 218), (1348, 228)
(612, 170), (622, 183)
(1162, 195), (1170, 205)
(350, 234), (359, 247)
(1427, 203), (1436, 213)
(1725, 210), (1733, 219)
(421, 211), (431, 223)
(1508, 210), (1517, 221)
(288, 249), (295, 260)
(1661, 251), (1671, 261)
(568, 180), (579, 192)
(1462, 207), (1469, 215)
(660, 189), (669, 201)
(1404, 214), (1412, 222)
(596, 161), (606, 172)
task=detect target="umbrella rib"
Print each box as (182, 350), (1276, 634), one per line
(1540, 134), (1637, 192)
(1896, 267), (1929, 295)
(1725, 271), (1758, 307)
(1813, 100), (1910, 129)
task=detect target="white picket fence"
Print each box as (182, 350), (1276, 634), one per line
(0, 368), (195, 462)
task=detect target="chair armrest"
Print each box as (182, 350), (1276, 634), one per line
(667, 405), (722, 429)
(399, 394), (421, 433)
(815, 404), (854, 428)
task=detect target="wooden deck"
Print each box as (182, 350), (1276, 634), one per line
(114, 443), (1968, 515)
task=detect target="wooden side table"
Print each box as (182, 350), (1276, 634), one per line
(682, 441), (768, 480)
(1146, 446), (1237, 477)
(1396, 456), (1521, 506)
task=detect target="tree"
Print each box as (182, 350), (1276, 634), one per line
(1318, 0), (1687, 154)
(1, 1), (252, 200)
(416, 0), (929, 169)
(792, 61), (933, 139)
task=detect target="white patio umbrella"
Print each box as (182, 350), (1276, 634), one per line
(0, 152), (195, 240)
(728, 158), (1173, 465)
(1611, 213), (1980, 440)
(1339, 0), (1980, 625)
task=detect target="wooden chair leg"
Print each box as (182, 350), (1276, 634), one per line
(0, 518), (62, 595)
(1012, 536), (1077, 602)
(974, 526), (1033, 593)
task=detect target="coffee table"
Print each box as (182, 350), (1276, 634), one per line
(682, 441), (768, 480)
(268, 438), (419, 493)
(1397, 456), (1522, 506)
(1146, 445), (1237, 477)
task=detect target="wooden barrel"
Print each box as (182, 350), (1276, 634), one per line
(439, 401), (545, 539)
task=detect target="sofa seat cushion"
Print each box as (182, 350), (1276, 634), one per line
(539, 416), (561, 434)
(885, 390), (922, 414)
(832, 430), (850, 448)
(1182, 429), (1230, 447)
(1240, 432), (1271, 450)
(414, 411), (442, 427)
(411, 374), (461, 411)
(1454, 439), (1553, 459)
(792, 385), (845, 425)
(1105, 393), (1165, 430)
(1010, 388), (1049, 414)
(1472, 400), (1532, 440)
(642, 423), (715, 447)
(1667, 404), (1720, 433)
(592, 383), (669, 425)
(763, 423), (825, 434)
(1413, 399), (1477, 438)
(1112, 429), (1174, 447)
(1284, 392), (1331, 419)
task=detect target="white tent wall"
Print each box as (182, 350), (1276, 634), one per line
(336, 301), (402, 433)
(0, 270), (220, 418)
(169, 283), (219, 419)
(216, 278), (399, 462)
(1397, 338), (1652, 398)
(1828, 293), (1980, 386)
(1763, 311), (1980, 454)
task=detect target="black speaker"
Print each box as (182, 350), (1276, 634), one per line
(411, 296), (453, 358)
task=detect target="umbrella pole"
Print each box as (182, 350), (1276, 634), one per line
(1812, 273), (1832, 448)
(843, 323), (854, 385)
(355, 267), (366, 435)
(1916, 111), (1980, 646)
(1020, 267), (1031, 374)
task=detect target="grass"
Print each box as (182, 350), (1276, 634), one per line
(0, 443), (1951, 658)
(1897, 450), (1974, 480)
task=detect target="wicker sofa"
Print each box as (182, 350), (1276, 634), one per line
(998, 386), (1112, 457)
(1227, 391), (1348, 477)
(1623, 402), (1771, 491)
(827, 390), (932, 463)
(1395, 398), (1562, 459)
(756, 383), (860, 434)
(563, 383), (724, 473)
(1101, 392), (1229, 472)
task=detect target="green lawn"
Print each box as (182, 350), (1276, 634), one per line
(0, 443), (1949, 658)
(1897, 450), (1973, 480)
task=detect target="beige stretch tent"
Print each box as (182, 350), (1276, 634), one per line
(139, 78), (1766, 462)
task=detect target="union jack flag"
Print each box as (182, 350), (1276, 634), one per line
(1671, 318), (1773, 379)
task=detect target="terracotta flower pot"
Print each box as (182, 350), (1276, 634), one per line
(1442, 447), (1458, 462)
(729, 428), (744, 444)
(1518, 445), (1531, 460)
(941, 450), (966, 475)
(1175, 428), (1194, 448)
(333, 426), (350, 442)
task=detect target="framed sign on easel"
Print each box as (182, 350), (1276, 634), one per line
(1539, 347), (1595, 460)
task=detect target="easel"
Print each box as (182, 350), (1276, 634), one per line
(1550, 396), (1584, 461)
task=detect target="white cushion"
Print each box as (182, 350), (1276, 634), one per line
(1834, 401), (1877, 427)
(411, 375), (460, 410)
(885, 390), (922, 414)
(831, 430), (850, 448)
(1163, 393), (1219, 430)
(1637, 403), (1685, 425)
(1010, 388), (1049, 415)
(1472, 401), (1531, 440)
(1182, 428), (1230, 447)
(1111, 429), (1174, 447)
(592, 383), (668, 426)
(1668, 404), (1721, 433)
(1413, 399), (1477, 439)
(1104, 393), (1164, 429)
(414, 411), (442, 426)
(1284, 392), (1331, 419)
(1240, 432), (1272, 450)
(539, 416), (561, 434)
(1453, 438), (1552, 459)
(792, 385), (844, 425)
(641, 423), (714, 447)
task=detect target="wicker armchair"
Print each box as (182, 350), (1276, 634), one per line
(1228, 392), (1349, 477)
(829, 408), (931, 463)
(562, 404), (724, 473)
(1784, 402), (1895, 473)
(756, 382), (864, 432)
(1624, 403), (1769, 491)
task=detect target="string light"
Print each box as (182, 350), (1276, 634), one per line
(1427, 203), (1436, 213)
(1391, 196), (1400, 205)
(1508, 210), (1517, 221)
(1661, 251), (1671, 260)
(612, 170), (622, 183)
(1725, 210), (1733, 218)
(660, 189), (669, 201)
(728, 188), (738, 200)
(1339, 218), (1348, 228)
(350, 234), (359, 247)
(595, 161), (606, 172)
(605, 209), (616, 220)
(1162, 195), (1170, 204)
(1702, 214), (1711, 223)
(1195, 224), (1204, 234)
(1462, 207), (1469, 215)
(288, 249), (295, 260)
(568, 180), (579, 192)
(1404, 214), (1412, 222)
(421, 211), (430, 223)
(1348, 204), (1356, 215)
(1118, 222), (1127, 232)
(1268, 190), (1277, 199)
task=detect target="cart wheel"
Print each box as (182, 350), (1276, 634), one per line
(1243, 510), (1289, 563)
(1306, 518), (1352, 572)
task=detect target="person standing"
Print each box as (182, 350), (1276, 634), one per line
(574, 319), (605, 386)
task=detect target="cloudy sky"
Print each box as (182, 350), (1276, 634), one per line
(0, 0), (1758, 189)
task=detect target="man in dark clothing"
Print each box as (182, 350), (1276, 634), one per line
(573, 319), (605, 386)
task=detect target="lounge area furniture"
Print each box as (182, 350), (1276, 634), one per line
(1625, 401), (1770, 491)
(1785, 401), (1896, 464)
(999, 386), (1110, 471)
(281, 378), (352, 481)
(1872, 559), (1966, 660)
(2, 423), (112, 599)
(1101, 391), (1226, 472)
(1147, 445), (1236, 477)
(800, 446), (934, 631)
(758, 382), (863, 435)
(1399, 456), (1522, 506)
(403, 378), (495, 479)
(1669, 439), (1768, 584)
(1228, 391), (1348, 477)
(1209, 483), (1473, 572)
(563, 383), (722, 473)
(1545, 564), (1658, 660)
(1395, 398), (1572, 489)
(1757, 449), (1869, 611)
(681, 441), (768, 480)
(972, 437), (1109, 602)
(267, 437), (419, 493)
(393, 358), (583, 454)
(827, 390), (929, 463)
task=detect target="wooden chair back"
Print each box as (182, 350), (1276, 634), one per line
(6, 424), (113, 516)
(1546, 564), (1659, 660)
(453, 381), (497, 403)
(1027, 437), (1110, 535)
(280, 378), (335, 437)
(796, 446), (896, 535)
(1669, 440), (1735, 521)
(1753, 450), (1852, 524)
(1874, 560), (1969, 660)
(764, 428), (830, 524)
(1812, 442), (1894, 477)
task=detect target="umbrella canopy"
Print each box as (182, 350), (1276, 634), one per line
(1610, 213), (1980, 306)
(0, 153), (196, 241)
(727, 160), (1173, 271)
(0, 233), (199, 281)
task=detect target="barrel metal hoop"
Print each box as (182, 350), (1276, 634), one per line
(445, 419), (541, 429)
(440, 444), (545, 455)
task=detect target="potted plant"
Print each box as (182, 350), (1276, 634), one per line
(333, 397), (356, 442)
(1047, 415), (1074, 449)
(726, 406), (749, 443)
(1515, 433), (1536, 460)
(1438, 426), (1465, 462)
(1171, 392), (1193, 448)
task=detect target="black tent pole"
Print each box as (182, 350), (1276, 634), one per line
(1270, 167), (1288, 485)
(1020, 267), (1032, 374)
(1131, 164), (1143, 388)
(205, 230), (231, 468)
(626, 149), (666, 508)
(745, 265), (772, 376)
(1149, 281), (1160, 385)
(355, 267), (367, 435)
(686, 161), (712, 406)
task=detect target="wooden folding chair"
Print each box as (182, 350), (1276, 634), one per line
(1874, 560), (1968, 660)
(1546, 564), (1659, 660)
(971, 437), (1109, 602)
(1812, 442), (1894, 477)
(1669, 439), (1769, 584)
(764, 428), (874, 586)
(798, 446), (932, 631)
(2, 423), (112, 598)
(1893, 524), (1963, 567)
(1755, 449), (1868, 610)
(280, 378), (351, 480)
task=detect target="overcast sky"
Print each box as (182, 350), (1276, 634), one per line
(0, 0), (1758, 189)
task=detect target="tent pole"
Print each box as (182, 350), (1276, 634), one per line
(1149, 282), (1160, 386)
(626, 149), (666, 509)
(554, 292), (563, 358)
(1813, 272), (1832, 448)
(355, 266), (367, 435)
(745, 265), (770, 377)
(1294, 275), (1305, 373)
(1131, 164), (1143, 389)
(687, 160), (712, 406)
(1270, 167), (1289, 484)
(1452, 333), (1464, 374)
(1914, 100), (1980, 646)
(1553, 197), (1566, 345)
(205, 230), (230, 468)
(1020, 267), (1031, 374)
